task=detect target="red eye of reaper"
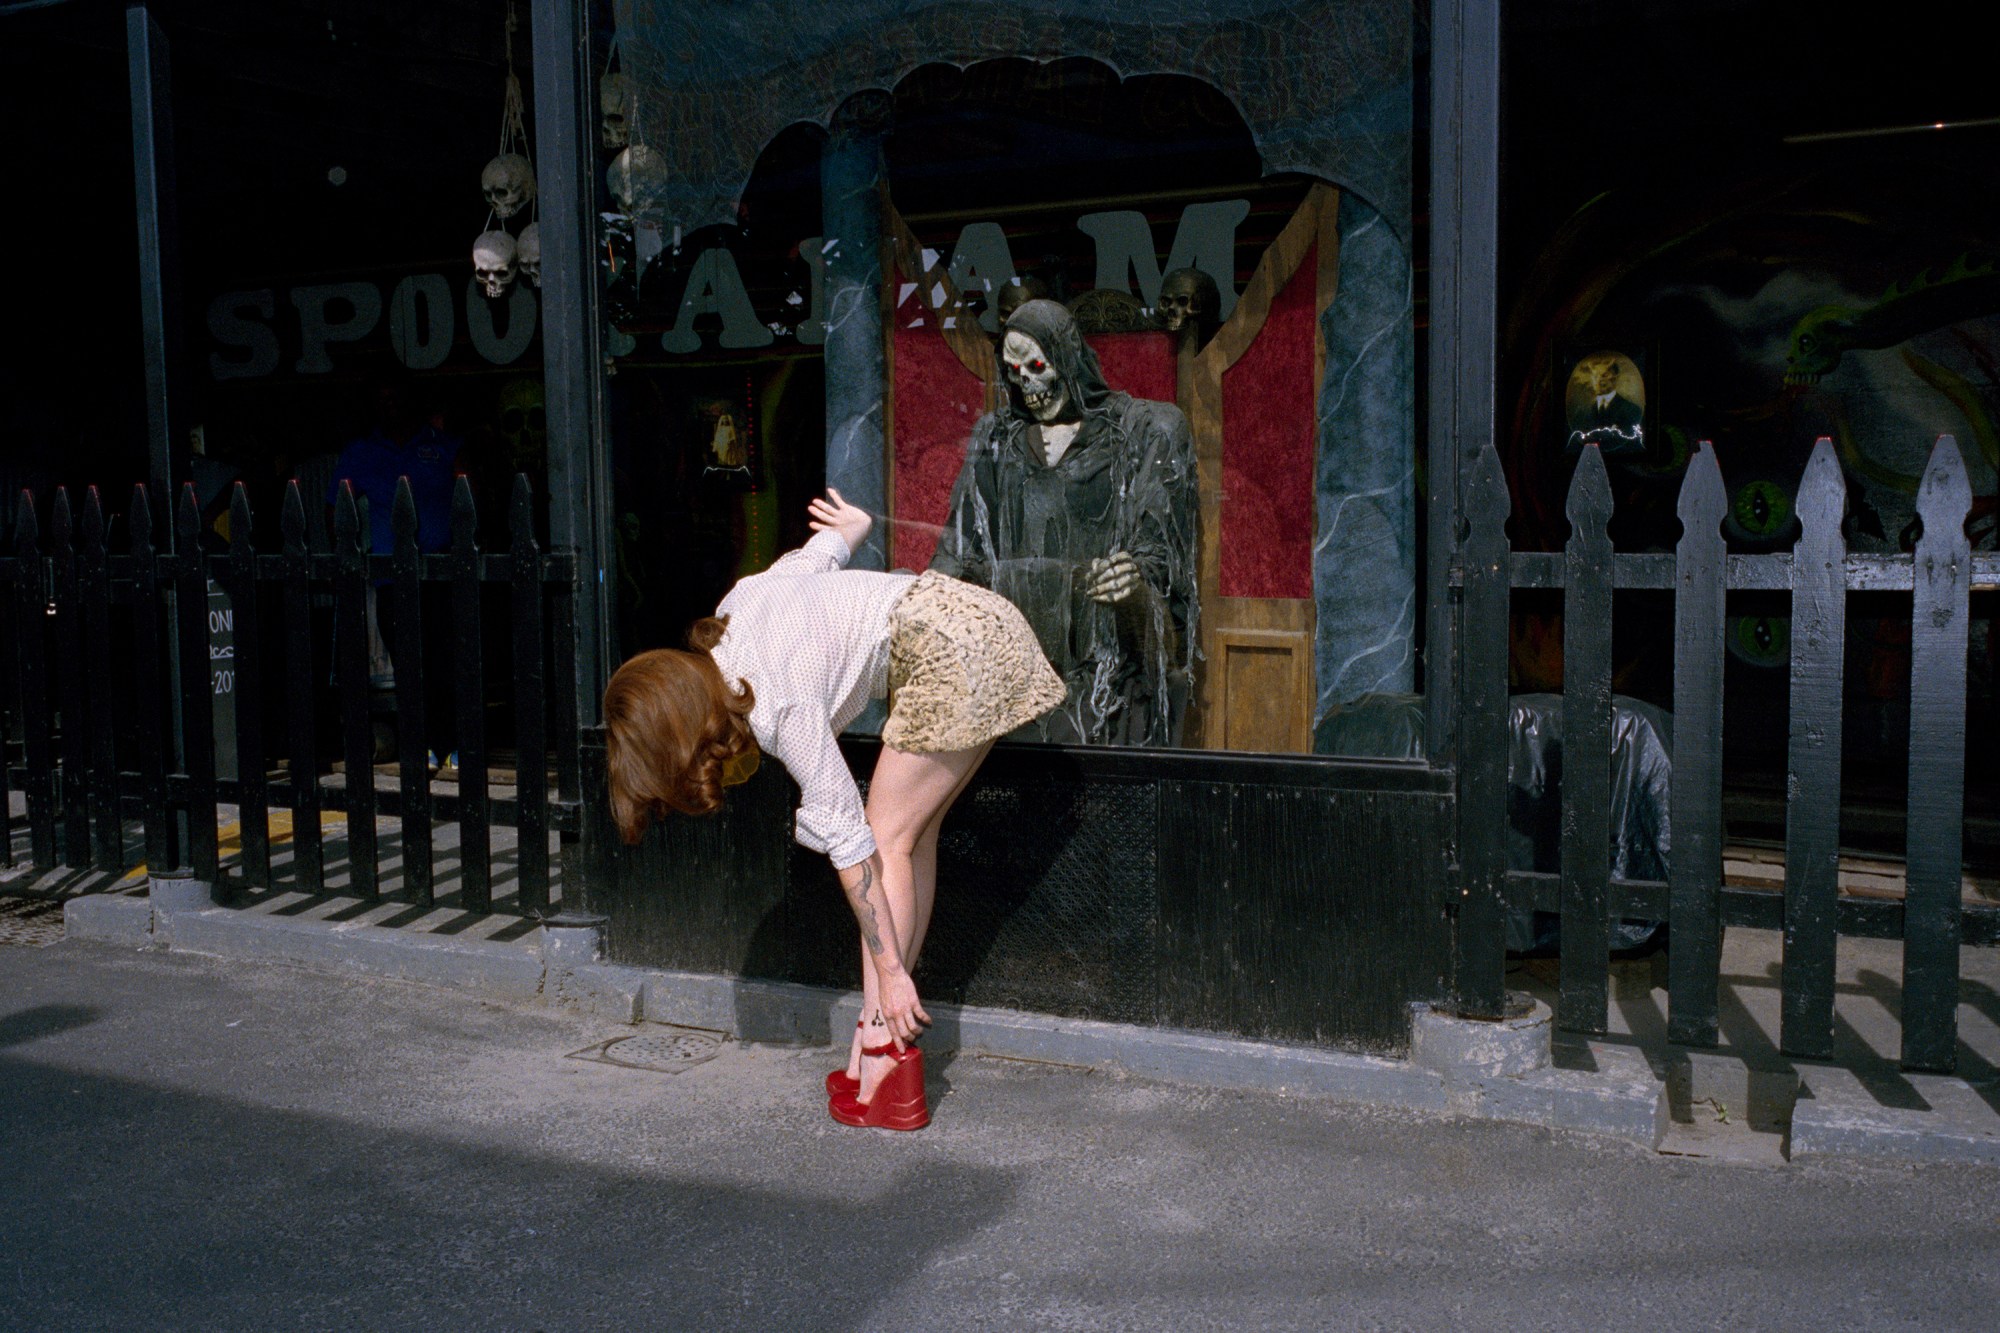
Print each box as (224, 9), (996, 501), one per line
(1029, 359), (1046, 372)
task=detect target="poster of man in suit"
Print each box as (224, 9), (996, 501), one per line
(1564, 351), (1646, 452)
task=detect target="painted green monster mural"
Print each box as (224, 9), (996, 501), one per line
(1783, 254), (2000, 385)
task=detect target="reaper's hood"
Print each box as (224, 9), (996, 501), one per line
(1000, 299), (1115, 423)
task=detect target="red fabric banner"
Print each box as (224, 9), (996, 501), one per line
(1219, 246), (1317, 599)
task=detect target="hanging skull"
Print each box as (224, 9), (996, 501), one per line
(600, 72), (631, 151)
(1157, 267), (1221, 344)
(1001, 329), (1065, 423)
(516, 222), (541, 288)
(481, 153), (537, 219)
(607, 143), (670, 217)
(472, 229), (518, 298)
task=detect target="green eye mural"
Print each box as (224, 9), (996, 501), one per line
(1726, 614), (1791, 668)
(1727, 479), (1795, 543)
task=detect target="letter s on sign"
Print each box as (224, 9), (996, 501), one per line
(207, 289), (280, 381)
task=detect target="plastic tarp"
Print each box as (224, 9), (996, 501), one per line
(1316, 692), (1672, 954)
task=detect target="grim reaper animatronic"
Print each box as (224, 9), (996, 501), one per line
(929, 299), (1199, 746)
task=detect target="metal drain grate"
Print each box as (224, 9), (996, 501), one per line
(0, 895), (65, 948)
(568, 1027), (725, 1074)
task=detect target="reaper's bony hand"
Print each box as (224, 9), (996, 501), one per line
(1085, 551), (1142, 603)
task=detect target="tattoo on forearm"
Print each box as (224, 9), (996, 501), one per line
(850, 859), (886, 959)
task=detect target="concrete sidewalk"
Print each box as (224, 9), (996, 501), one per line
(9, 794), (1999, 1168)
(5, 939), (1998, 1332)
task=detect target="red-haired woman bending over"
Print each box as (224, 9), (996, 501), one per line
(603, 490), (1062, 1129)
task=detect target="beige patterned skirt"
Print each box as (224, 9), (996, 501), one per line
(881, 571), (1066, 754)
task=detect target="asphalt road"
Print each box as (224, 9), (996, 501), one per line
(4, 940), (1997, 1332)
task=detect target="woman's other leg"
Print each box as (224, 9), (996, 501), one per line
(907, 739), (992, 962)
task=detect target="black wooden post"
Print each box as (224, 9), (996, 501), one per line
(224, 484), (270, 887)
(1666, 443), (1728, 1047)
(530, 0), (612, 722)
(80, 489), (123, 871)
(1901, 436), (1972, 1072)
(1781, 438), (1848, 1060)
(0, 535), (15, 869)
(127, 4), (188, 863)
(173, 484), (218, 883)
(448, 478), (491, 912)
(333, 485), (378, 899)
(51, 491), (91, 867)
(13, 494), (57, 870)
(389, 479), (432, 905)
(126, 485), (174, 873)
(510, 476), (551, 914)
(280, 483), (323, 894)
(1454, 442), (1511, 1017)
(1559, 445), (1614, 1034)
(1425, 0), (1501, 762)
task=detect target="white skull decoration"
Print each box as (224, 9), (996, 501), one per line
(607, 143), (670, 217)
(480, 153), (537, 219)
(600, 72), (631, 151)
(472, 229), (518, 298)
(1002, 330), (1065, 423)
(516, 222), (541, 288)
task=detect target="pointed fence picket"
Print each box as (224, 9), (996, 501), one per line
(0, 474), (579, 921)
(1455, 433), (1996, 1073)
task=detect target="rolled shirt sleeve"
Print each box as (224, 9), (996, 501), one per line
(761, 527), (852, 578)
(771, 704), (876, 869)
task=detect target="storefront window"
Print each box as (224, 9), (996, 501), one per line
(604, 3), (1420, 758)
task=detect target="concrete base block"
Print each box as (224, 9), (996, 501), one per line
(165, 909), (544, 1000)
(1410, 1002), (1665, 1147)
(1669, 1050), (1798, 1132)
(148, 876), (215, 943)
(539, 917), (634, 1021)
(1410, 998), (1552, 1078)
(1790, 1066), (2000, 1166)
(63, 894), (154, 946)
(539, 916), (606, 970)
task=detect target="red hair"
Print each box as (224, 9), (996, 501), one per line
(602, 617), (755, 844)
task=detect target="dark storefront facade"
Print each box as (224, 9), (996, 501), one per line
(3, 0), (1995, 1066)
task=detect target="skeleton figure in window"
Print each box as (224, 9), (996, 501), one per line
(930, 299), (1199, 746)
(702, 403), (750, 473)
(1157, 267), (1221, 351)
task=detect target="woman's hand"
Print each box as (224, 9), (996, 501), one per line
(874, 967), (931, 1051)
(808, 487), (873, 555)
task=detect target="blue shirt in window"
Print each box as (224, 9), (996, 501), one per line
(326, 425), (463, 554)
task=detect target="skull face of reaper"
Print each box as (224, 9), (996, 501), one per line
(1002, 330), (1068, 423)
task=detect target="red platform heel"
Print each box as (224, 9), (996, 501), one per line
(826, 1020), (864, 1098)
(829, 1043), (929, 1131)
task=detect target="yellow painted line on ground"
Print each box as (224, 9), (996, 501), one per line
(116, 810), (350, 885)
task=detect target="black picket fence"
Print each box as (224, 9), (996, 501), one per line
(2, 474), (581, 915)
(1455, 434), (2000, 1073)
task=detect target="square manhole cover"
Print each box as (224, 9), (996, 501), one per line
(568, 1026), (725, 1074)
(0, 895), (64, 948)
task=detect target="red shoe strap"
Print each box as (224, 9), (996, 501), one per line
(859, 1041), (907, 1058)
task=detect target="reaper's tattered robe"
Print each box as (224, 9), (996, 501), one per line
(929, 310), (1198, 746)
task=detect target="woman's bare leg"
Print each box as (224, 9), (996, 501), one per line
(847, 742), (990, 1100)
(845, 739), (991, 1081)
(908, 739), (991, 962)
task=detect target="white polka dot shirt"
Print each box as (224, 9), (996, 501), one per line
(709, 529), (916, 868)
